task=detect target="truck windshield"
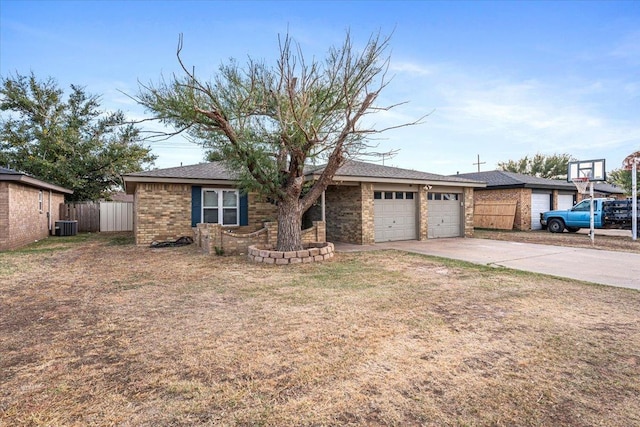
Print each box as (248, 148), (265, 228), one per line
(572, 200), (591, 211)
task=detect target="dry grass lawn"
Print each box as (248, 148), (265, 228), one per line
(1, 233), (639, 426)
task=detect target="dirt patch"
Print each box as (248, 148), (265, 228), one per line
(475, 228), (640, 254)
(1, 233), (639, 426)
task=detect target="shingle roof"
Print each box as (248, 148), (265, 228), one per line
(454, 170), (576, 190)
(125, 160), (485, 187)
(124, 162), (236, 180)
(593, 182), (625, 194)
(308, 160), (483, 185)
(0, 167), (21, 175)
(0, 167), (73, 194)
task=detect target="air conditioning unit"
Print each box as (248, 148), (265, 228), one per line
(55, 220), (78, 236)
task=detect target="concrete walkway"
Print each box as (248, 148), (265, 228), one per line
(335, 238), (640, 291)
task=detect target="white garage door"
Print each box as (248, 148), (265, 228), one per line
(531, 192), (552, 230)
(374, 191), (417, 242)
(557, 193), (575, 210)
(428, 193), (461, 238)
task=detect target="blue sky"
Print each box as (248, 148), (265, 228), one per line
(1, 0), (639, 176)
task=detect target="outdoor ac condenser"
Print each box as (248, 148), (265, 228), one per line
(55, 221), (78, 236)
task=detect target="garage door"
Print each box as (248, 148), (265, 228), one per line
(531, 192), (552, 230)
(374, 191), (417, 242)
(557, 193), (575, 210)
(428, 193), (461, 238)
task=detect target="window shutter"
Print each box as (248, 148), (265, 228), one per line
(191, 186), (202, 226)
(239, 193), (249, 226)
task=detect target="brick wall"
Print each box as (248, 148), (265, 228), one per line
(418, 187), (428, 240)
(360, 183), (375, 245)
(134, 183), (193, 245)
(247, 193), (279, 225)
(195, 221), (325, 255)
(464, 187), (475, 237)
(474, 188), (531, 231)
(325, 184), (365, 244)
(0, 182), (65, 251)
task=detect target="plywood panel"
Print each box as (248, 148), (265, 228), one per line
(474, 201), (517, 230)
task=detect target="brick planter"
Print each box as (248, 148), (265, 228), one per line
(248, 242), (335, 265)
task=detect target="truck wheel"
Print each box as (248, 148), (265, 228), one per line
(548, 219), (565, 233)
(566, 227), (580, 233)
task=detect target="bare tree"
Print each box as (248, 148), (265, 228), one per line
(137, 32), (422, 251)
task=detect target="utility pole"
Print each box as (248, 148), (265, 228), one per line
(473, 154), (486, 173)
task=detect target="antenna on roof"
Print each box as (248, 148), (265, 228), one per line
(473, 154), (486, 172)
(363, 148), (400, 165)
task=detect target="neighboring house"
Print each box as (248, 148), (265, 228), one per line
(454, 170), (578, 231)
(592, 182), (626, 200)
(0, 167), (73, 251)
(123, 160), (484, 246)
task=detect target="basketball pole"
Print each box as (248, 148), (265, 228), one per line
(589, 181), (595, 245)
(633, 158), (637, 241)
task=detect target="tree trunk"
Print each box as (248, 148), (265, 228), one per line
(276, 198), (303, 252)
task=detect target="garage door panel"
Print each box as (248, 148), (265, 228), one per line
(374, 192), (417, 242)
(428, 194), (461, 238)
(558, 194), (575, 210)
(531, 192), (552, 230)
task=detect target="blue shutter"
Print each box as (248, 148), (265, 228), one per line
(239, 193), (249, 226)
(191, 186), (202, 226)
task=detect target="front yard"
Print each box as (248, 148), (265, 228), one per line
(1, 234), (639, 426)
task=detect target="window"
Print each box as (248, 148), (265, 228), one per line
(374, 191), (382, 200)
(38, 190), (43, 212)
(572, 200), (590, 212)
(395, 192), (404, 200)
(384, 192), (393, 200)
(428, 192), (459, 201)
(406, 192), (414, 200)
(202, 189), (239, 225)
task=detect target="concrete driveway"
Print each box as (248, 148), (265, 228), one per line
(335, 238), (640, 291)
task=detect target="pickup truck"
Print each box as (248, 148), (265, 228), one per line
(540, 198), (639, 235)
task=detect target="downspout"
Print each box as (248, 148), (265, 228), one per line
(321, 190), (326, 222)
(48, 190), (52, 234)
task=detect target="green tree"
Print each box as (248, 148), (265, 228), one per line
(137, 33), (420, 251)
(608, 168), (639, 195)
(497, 153), (575, 180)
(0, 73), (156, 201)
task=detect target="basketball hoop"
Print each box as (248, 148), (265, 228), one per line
(572, 177), (590, 194)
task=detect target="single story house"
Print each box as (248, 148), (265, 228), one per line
(592, 182), (626, 200)
(123, 160), (484, 247)
(0, 167), (73, 251)
(454, 170), (578, 231)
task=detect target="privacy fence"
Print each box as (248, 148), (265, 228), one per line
(61, 201), (133, 232)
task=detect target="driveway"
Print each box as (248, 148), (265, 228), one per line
(335, 238), (640, 290)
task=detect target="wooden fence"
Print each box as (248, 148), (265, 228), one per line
(61, 201), (133, 232)
(61, 202), (100, 232)
(474, 201), (518, 230)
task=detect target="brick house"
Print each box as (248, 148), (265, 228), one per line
(0, 167), (73, 251)
(592, 182), (626, 200)
(454, 170), (578, 231)
(123, 160), (484, 247)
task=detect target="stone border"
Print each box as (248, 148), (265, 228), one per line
(248, 242), (335, 265)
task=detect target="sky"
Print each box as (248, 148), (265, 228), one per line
(1, 0), (639, 177)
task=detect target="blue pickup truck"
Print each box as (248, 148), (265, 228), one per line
(540, 198), (639, 234)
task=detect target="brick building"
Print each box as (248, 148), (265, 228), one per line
(0, 167), (73, 251)
(123, 160), (484, 246)
(454, 170), (578, 231)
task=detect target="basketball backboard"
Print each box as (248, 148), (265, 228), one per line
(567, 159), (606, 182)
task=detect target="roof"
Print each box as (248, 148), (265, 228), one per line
(454, 170), (576, 191)
(123, 162), (239, 193)
(593, 182), (625, 195)
(0, 167), (73, 194)
(307, 160), (485, 187)
(123, 160), (485, 194)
